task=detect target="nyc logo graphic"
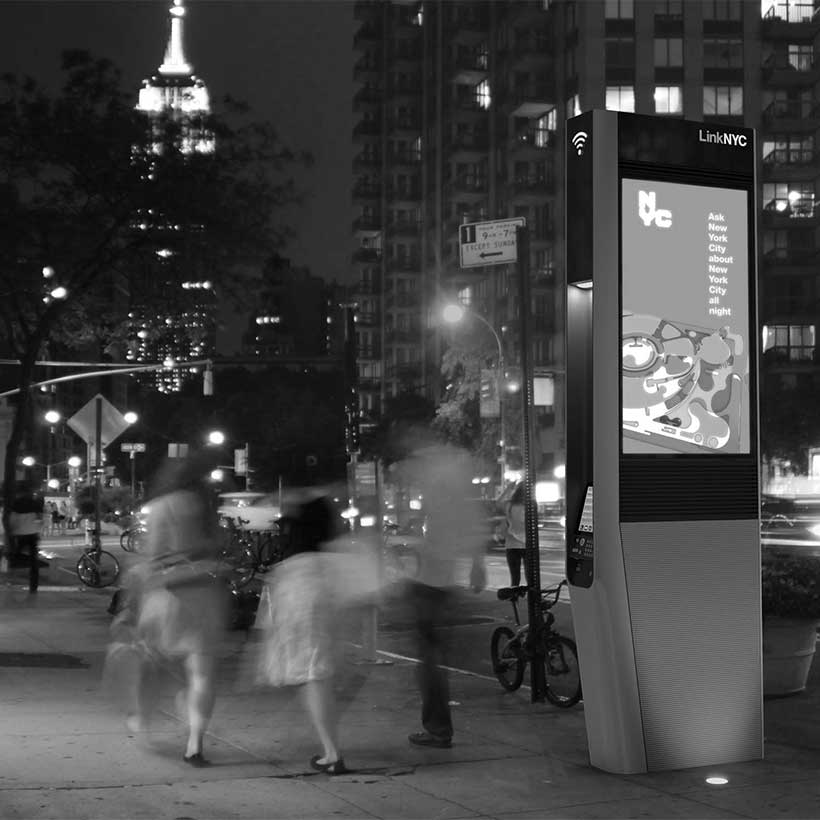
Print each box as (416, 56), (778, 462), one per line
(638, 190), (672, 229)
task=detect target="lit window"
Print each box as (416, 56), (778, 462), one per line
(605, 85), (635, 113)
(566, 94), (581, 118)
(763, 324), (816, 362)
(703, 85), (743, 115)
(475, 80), (491, 109)
(654, 85), (683, 114)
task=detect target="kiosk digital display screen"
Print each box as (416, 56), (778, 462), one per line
(621, 178), (750, 455)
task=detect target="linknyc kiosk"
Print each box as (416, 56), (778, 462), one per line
(565, 111), (761, 773)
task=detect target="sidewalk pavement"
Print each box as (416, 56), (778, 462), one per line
(1, 581), (820, 819)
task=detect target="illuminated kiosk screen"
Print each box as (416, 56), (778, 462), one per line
(621, 178), (750, 455)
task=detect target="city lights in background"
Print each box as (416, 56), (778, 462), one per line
(207, 430), (225, 446)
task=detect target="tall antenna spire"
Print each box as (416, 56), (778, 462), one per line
(158, 0), (192, 76)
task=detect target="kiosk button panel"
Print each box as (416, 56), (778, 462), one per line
(567, 485), (594, 588)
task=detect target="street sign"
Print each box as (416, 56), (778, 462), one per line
(67, 394), (131, 466)
(121, 443), (146, 453)
(459, 217), (525, 269)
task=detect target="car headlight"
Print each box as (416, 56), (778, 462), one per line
(807, 524), (820, 538)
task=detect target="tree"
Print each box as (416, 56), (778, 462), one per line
(432, 333), (521, 471)
(0, 51), (311, 540)
(761, 376), (820, 473)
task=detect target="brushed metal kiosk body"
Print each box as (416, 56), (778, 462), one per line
(565, 111), (762, 774)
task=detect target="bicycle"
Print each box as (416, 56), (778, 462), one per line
(76, 529), (121, 588)
(381, 521), (421, 583)
(120, 524), (147, 553)
(489, 580), (582, 707)
(216, 515), (263, 590)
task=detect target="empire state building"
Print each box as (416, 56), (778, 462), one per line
(127, 0), (216, 392)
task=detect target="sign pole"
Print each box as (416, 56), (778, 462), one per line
(93, 397), (102, 554)
(517, 225), (545, 703)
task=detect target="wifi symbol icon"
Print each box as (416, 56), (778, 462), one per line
(572, 131), (588, 155)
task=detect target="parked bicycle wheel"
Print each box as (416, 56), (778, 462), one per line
(76, 550), (120, 588)
(127, 527), (145, 553)
(218, 545), (256, 590)
(490, 625), (526, 692)
(542, 635), (582, 707)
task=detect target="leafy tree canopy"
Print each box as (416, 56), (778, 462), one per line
(0, 50), (312, 533)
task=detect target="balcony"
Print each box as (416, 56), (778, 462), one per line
(501, 0), (548, 25)
(449, 173), (489, 196)
(508, 86), (554, 117)
(385, 256), (421, 273)
(450, 55), (489, 86)
(763, 246), (820, 266)
(448, 133), (490, 159)
(509, 32), (552, 68)
(762, 197), (818, 226)
(386, 184), (421, 202)
(389, 80), (423, 99)
(386, 218), (422, 237)
(388, 362), (423, 380)
(352, 246), (381, 264)
(353, 23), (381, 50)
(509, 175), (555, 197)
(353, 278), (380, 295)
(387, 150), (422, 167)
(762, 99), (820, 130)
(762, 53), (820, 85)
(762, 3), (820, 38)
(509, 128), (554, 152)
(385, 289), (422, 308)
(385, 328), (421, 344)
(353, 58), (383, 84)
(352, 85), (382, 110)
(762, 147), (819, 170)
(387, 115), (422, 135)
(352, 152), (381, 172)
(352, 215), (382, 233)
(352, 181), (382, 201)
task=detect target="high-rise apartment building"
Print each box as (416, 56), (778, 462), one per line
(128, 0), (217, 392)
(351, 0), (820, 480)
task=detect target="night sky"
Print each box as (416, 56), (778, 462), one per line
(0, 0), (357, 352)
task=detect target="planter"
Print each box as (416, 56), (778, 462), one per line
(763, 617), (819, 697)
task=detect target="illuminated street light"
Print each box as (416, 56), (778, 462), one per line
(207, 430), (225, 446)
(443, 302), (508, 491)
(44, 409), (61, 425)
(49, 286), (68, 300)
(21, 456), (35, 468)
(67, 456), (82, 469)
(210, 468), (224, 482)
(124, 411), (139, 425)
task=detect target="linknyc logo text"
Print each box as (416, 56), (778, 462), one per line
(698, 129), (747, 147)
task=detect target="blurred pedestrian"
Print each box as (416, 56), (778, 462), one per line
(121, 448), (227, 766)
(9, 484), (45, 593)
(399, 434), (487, 749)
(58, 501), (69, 534)
(253, 489), (350, 774)
(504, 482), (526, 587)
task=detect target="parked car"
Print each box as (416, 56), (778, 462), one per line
(761, 494), (820, 556)
(218, 491), (280, 531)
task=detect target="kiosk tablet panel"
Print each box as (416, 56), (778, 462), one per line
(621, 178), (750, 455)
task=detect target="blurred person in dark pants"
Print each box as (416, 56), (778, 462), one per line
(9, 484), (45, 593)
(400, 436), (486, 749)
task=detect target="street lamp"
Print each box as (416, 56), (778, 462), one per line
(443, 302), (509, 491)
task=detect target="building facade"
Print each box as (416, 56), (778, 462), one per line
(128, 0), (217, 393)
(351, 0), (820, 482)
